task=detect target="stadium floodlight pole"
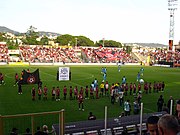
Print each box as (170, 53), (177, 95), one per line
(168, 0), (178, 51)
(104, 106), (107, 135)
(139, 103), (143, 135)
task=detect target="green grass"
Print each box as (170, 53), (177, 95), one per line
(0, 65), (180, 133)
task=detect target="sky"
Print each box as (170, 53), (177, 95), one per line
(0, 0), (180, 45)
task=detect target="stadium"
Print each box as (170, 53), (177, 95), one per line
(0, 0), (180, 134)
(0, 41), (180, 134)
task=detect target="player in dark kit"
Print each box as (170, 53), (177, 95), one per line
(18, 79), (22, 94)
(38, 79), (42, 89)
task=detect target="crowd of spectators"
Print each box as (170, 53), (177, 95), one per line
(19, 46), (137, 63)
(1, 44), (180, 64)
(82, 47), (137, 63)
(152, 50), (180, 64)
(136, 49), (180, 64)
(19, 46), (71, 63)
(0, 44), (8, 62)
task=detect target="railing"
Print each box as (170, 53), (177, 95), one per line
(0, 109), (65, 135)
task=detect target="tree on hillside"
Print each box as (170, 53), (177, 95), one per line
(55, 34), (74, 45)
(55, 35), (95, 46)
(0, 33), (6, 41)
(76, 36), (95, 47)
(40, 36), (49, 45)
(22, 26), (40, 45)
(95, 40), (122, 47)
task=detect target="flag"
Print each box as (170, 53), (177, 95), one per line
(22, 69), (40, 84)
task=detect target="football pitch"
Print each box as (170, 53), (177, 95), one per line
(0, 65), (180, 130)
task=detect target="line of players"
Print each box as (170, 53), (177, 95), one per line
(29, 80), (165, 102)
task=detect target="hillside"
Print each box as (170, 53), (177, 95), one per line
(0, 26), (61, 37)
(0, 26), (20, 35)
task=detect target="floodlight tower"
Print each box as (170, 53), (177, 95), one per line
(168, 0), (178, 51)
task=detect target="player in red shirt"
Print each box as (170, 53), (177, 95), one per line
(74, 86), (78, 100)
(133, 83), (137, 94)
(80, 87), (84, 97)
(38, 87), (42, 100)
(78, 92), (84, 111)
(43, 86), (48, 100)
(69, 86), (73, 100)
(56, 86), (60, 101)
(90, 85), (94, 99)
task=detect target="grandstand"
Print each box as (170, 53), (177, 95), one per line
(1, 44), (180, 66)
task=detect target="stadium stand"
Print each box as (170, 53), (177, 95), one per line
(1, 44), (179, 66)
(0, 44), (8, 62)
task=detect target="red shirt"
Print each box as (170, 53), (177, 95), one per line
(56, 88), (60, 96)
(63, 87), (67, 94)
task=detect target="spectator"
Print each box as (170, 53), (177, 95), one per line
(88, 112), (96, 120)
(23, 128), (31, 135)
(10, 127), (18, 135)
(157, 95), (164, 112)
(35, 126), (45, 135)
(124, 99), (131, 116)
(146, 115), (159, 135)
(176, 99), (180, 124)
(158, 114), (180, 135)
(133, 99), (140, 115)
(42, 125), (55, 135)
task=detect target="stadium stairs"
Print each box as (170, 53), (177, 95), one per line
(132, 52), (147, 63)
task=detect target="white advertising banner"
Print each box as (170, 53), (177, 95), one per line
(59, 67), (69, 81)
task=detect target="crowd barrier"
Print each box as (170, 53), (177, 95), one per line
(52, 111), (167, 135)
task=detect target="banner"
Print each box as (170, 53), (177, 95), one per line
(59, 67), (69, 81)
(22, 69), (40, 84)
